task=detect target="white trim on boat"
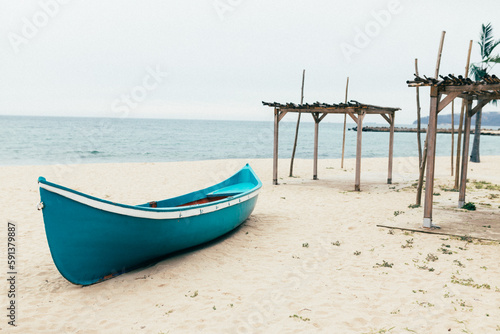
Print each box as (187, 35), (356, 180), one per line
(39, 183), (260, 220)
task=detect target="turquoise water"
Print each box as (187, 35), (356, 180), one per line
(0, 116), (498, 165)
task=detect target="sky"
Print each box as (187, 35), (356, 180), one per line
(1, 0), (500, 125)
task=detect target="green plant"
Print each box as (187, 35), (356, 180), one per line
(354, 251), (361, 256)
(289, 314), (310, 322)
(469, 23), (500, 162)
(462, 202), (476, 211)
(401, 239), (414, 249)
(408, 204), (420, 208)
(393, 210), (404, 216)
(426, 253), (438, 262)
(331, 241), (341, 246)
(302, 243), (309, 248)
(374, 260), (393, 268)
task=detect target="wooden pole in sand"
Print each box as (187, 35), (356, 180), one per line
(415, 58), (426, 206)
(313, 113), (319, 180)
(387, 112), (395, 184)
(273, 107), (280, 185)
(354, 112), (365, 191)
(415, 59), (422, 166)
(451, 100), (454, 176)
(458, 100), (473, 207)
(454, 40), (473, 189)
(422, 31), (446, 228)
(341, 77), (349, 169)
(289, 69), (306, 177)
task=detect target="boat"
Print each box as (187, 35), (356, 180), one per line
(37, 164), (261, 285)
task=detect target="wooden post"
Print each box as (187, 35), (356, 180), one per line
(454, 40), (473, 189)
(354, 112), (365, 191)
(459, 100), (473, 207)
(290, 69), (306, 177)
(416, 141), (427, 206)
(451, 100), (454, 176)
(313, 113), (319, 180)
(423, 86), (440, 228)
(273, 107), (279, 185)
(341, 77), (349, 169)
(418, 31), (445, 209)
(415, 59), (422, 165)
(435, 31), (446, 78)
(387, 112), (395, 184)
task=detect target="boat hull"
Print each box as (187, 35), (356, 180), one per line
(38, 164), (261, 285)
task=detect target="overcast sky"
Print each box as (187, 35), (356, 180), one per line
(1, 0), (499, 124)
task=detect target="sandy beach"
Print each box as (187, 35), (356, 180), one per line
(1, 156), (499, 333)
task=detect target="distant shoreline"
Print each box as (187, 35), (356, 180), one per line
(351, 126), (500, 136)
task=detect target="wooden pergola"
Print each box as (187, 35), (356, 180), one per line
(262, 101), (400, 190)
(407, 73), (500, 228)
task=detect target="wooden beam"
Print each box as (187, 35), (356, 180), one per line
(459, 100), (473, 207)
(455, 40), (473, 189)
(437, 91), (461, 112)
(441, 83), (500, 93)
(381, 114), (391, 124)
(435, 31), (446, 78)
(348, 111), (358, 123)
(290, 69), (306, 177)
(469, 99), (491, 117)
(313, 118), (319, 180)
(318, 112), (328, 122)
(354, 112), (365, 191)
(423, 87), (439, 228)
(278, 110), (288, 122)
(387, 113), (395, 184)
(341, 77), (349, 169)
(273, 108), (279, 185)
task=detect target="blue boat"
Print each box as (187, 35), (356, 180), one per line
(38, 164), (261, 285)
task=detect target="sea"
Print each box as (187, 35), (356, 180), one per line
(1, 115), (499, 166)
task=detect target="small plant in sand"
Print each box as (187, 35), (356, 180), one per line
(408, 204), (420, 209)
(472, 180), (500, 191)
(426, 253), (438, 262)
(374, 260), (393, 268)
(354, 251), (361, 256)
(439, 244), (453, 255)
(401, 238), (414, 249)
(393, 210), (404, 216)
(185, 290), (198, 298)
(212, 306), (216, 310)
(461, 202), (476, 211)
(452, 299), (473, 312)
(412, 289), (427, 294)
(416, 264), (435, 272)
(289, 314), (310, 322)
(387, 229), (394, 235)
(451, 275), (491, 290)
(414, 301), (434, 308)
(302, 243), (309, 248)
(453, 260), (465, 268)
(331, 241), (341, 246)
(433, 192), (441, 196)
(439, 185), (459, 192)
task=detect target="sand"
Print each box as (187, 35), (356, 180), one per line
(1, 156), (499, 333)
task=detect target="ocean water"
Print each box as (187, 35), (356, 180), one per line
(0, 116), (498, 166)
